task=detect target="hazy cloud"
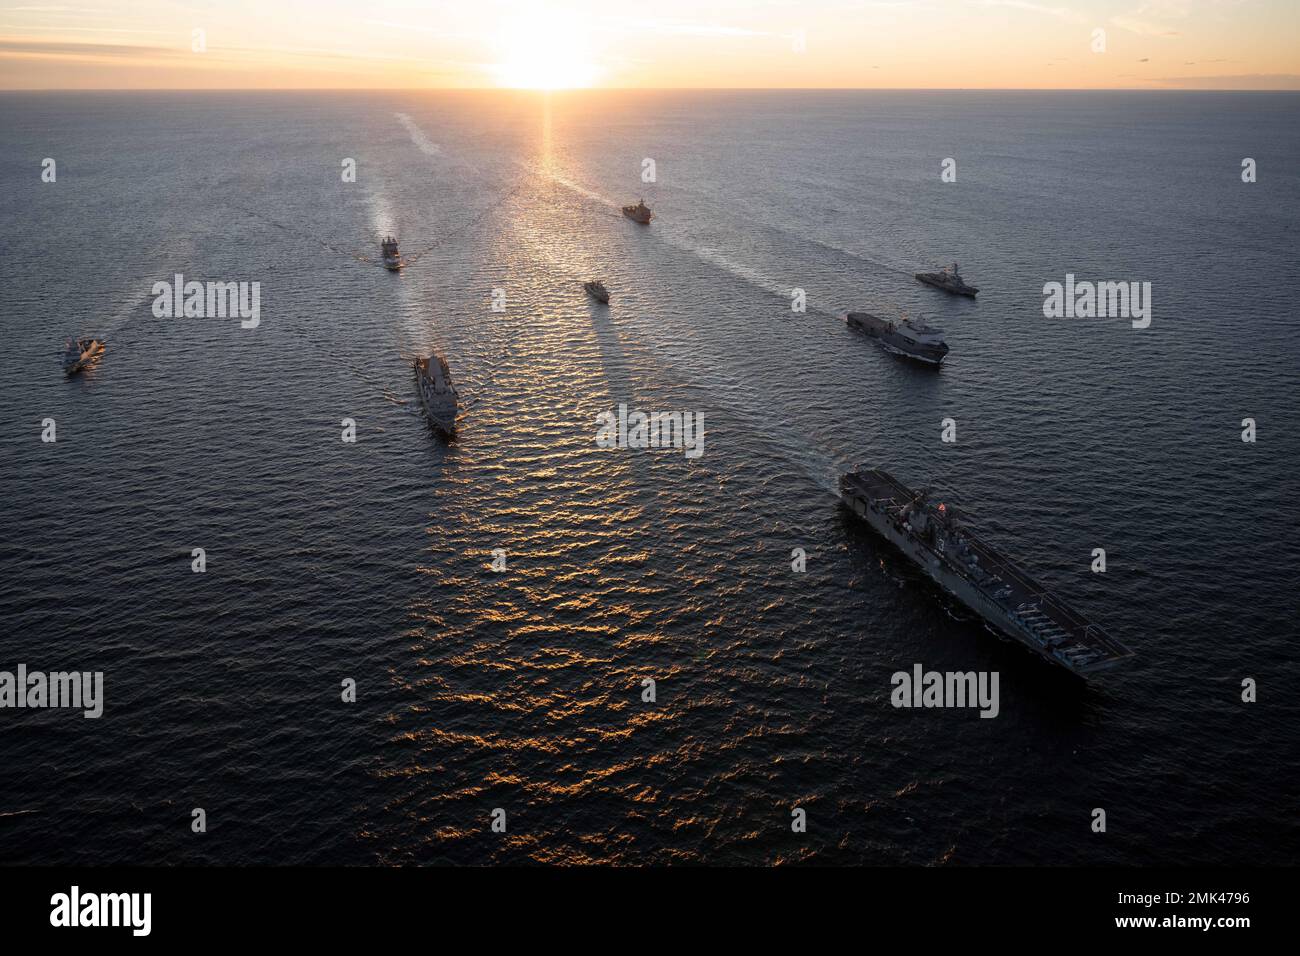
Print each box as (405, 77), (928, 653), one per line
(970, 0), (1084, 23)
(0, 39), (181, 58)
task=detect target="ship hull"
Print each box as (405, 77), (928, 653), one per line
(840, 471), (1131, 680)
(879, 340), (947, 366)
(416, 390), (456, 437)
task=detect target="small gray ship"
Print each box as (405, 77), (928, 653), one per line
(622, 199), (652, 224)
(381, 236), (404, 272)
(840, 467), (1132, 679)
(846, 312), (949, 365)
(915, 262), (978, 297)
(414, 353), (459, 437)
(583, 279), (610, 304)
(63, 337), (105, 375)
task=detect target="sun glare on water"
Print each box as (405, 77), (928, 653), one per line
(492, 13), (600, 89)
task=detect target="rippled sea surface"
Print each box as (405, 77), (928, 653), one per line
(1, 91), (1298, 865)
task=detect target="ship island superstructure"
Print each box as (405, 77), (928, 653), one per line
(840, 467), (1132, 679)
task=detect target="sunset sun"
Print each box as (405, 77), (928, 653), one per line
(492, 13), (600, 89)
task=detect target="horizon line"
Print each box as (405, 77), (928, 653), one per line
(4, 86), (1299, 94)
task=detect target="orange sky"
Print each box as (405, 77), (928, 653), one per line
(1, 0), (1297, 90)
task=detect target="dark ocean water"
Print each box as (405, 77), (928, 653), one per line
(1, 90), (1298, 865)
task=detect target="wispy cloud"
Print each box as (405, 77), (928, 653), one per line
(969, 0), (1085, 23)
(359, 19), (478, 40)
(3, 5), (119, 11)
(1153, 72), (1300, 89)
(1111, 16), (1182, 36)
(0, 38), (179, 57)
(1111, 0), (1199, 36)
(612, 18), (777, 39)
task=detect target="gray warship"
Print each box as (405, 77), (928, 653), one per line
(414, 353), (459, 437)
(840, 467), (1132, 679)
(622, 199), (652, 224)
(381, 236), (404, 271)
(63, 337), (105, 375)
(846, 312), (949, 365)
(915, 262), (978, 297)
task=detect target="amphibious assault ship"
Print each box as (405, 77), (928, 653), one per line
(915, 262), (978, 297)
(840, 467), (1132, 679)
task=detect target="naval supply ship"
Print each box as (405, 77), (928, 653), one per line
(915, 262), (978, 297)
(840, 467), (1132, 679)
(846, 312), (949, 365)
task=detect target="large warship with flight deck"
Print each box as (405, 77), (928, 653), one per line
(840, 467), (1132, 679)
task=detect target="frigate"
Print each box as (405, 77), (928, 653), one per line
(621, 199), (652, 224)
(915, 262), (978, 297)
(63, 338), (105, 375)
(381, 236), (404, 271)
